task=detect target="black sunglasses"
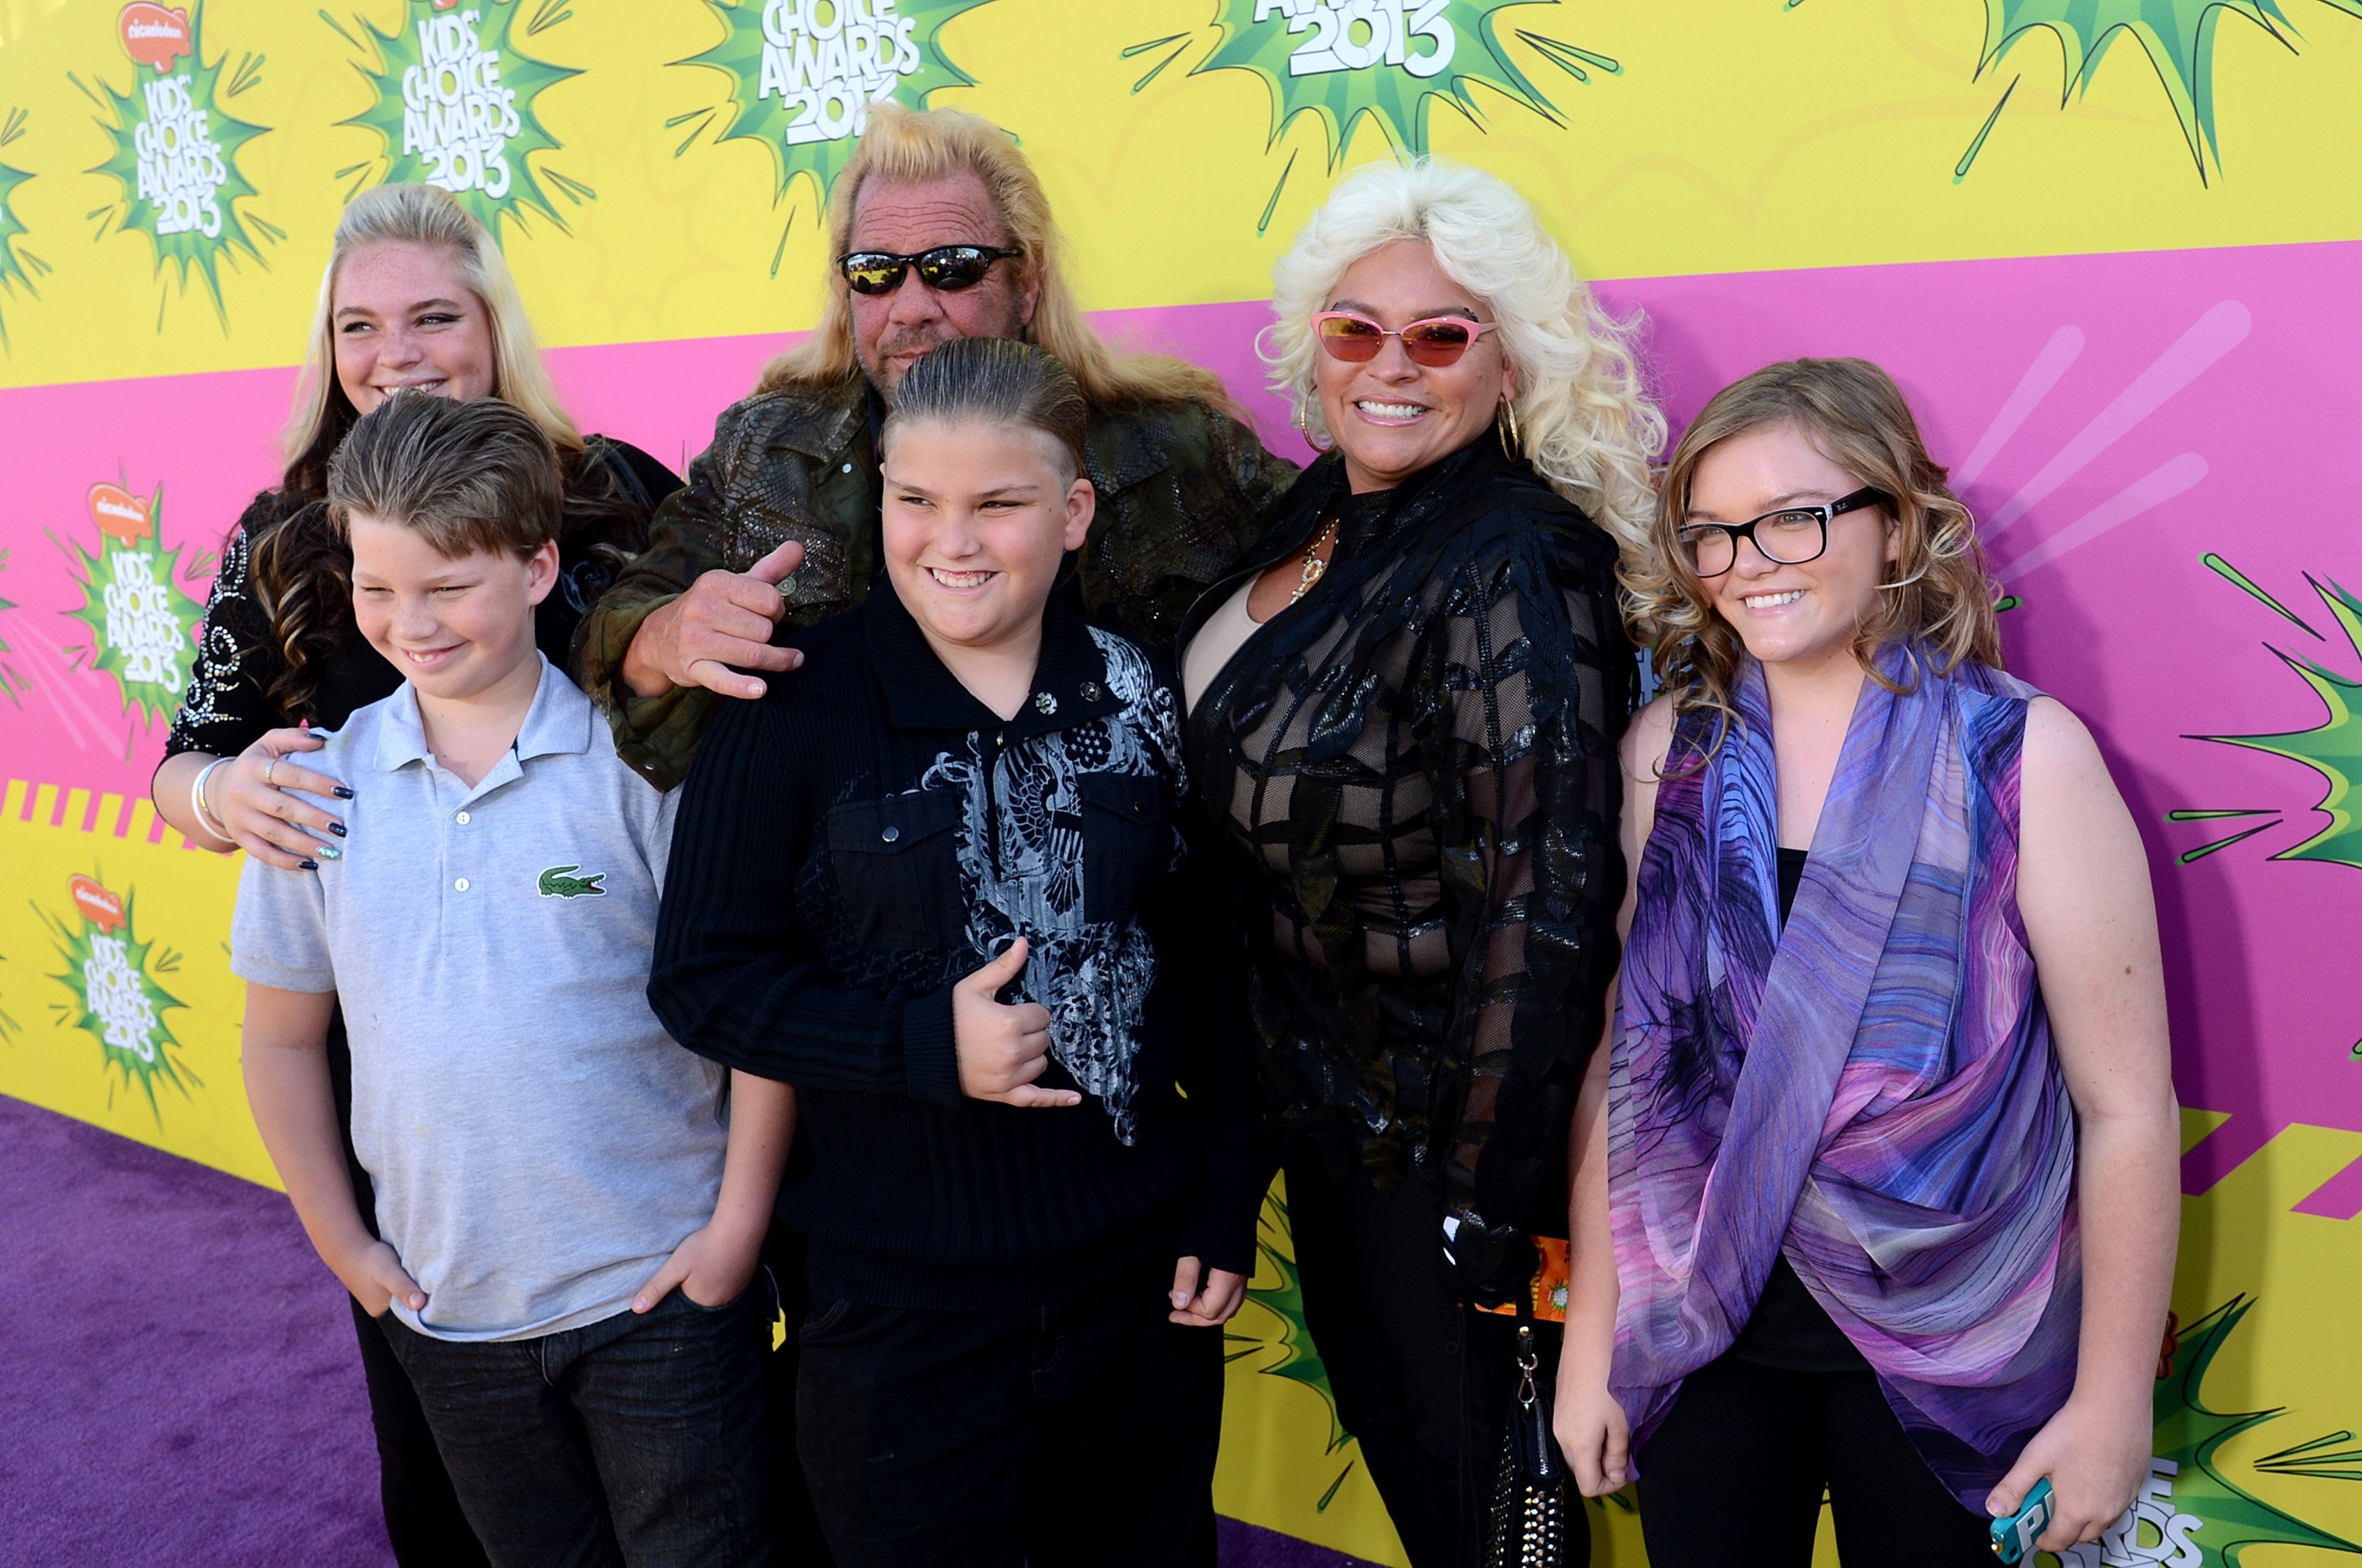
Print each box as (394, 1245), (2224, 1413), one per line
(838, 245), (1021, 296)
(1675, 486), (1894, 578)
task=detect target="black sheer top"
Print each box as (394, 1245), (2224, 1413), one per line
(165, 436), (679, 755)
(1180, 437), (1628, 1237)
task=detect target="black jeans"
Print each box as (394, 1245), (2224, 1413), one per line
(1636, 1352), (1993, 1568)
(351, 1292), (492, 1566)
(380, 1289), (773, 1568)
(1283, 1152), (1579, 1568)
(794, 1256), (1224, 1568)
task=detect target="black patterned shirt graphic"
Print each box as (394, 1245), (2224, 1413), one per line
(920, 628), (1183, 1145)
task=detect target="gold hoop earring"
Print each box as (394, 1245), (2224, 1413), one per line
(1498, 398), (1523, 460)
(1296, 402), (1333, 453)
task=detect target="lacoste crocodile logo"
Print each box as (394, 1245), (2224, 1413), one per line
(537, 864), (606, 899)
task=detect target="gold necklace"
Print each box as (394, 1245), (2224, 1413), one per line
(1292, 516), (1340, 604)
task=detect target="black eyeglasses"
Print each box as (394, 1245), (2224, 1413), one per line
(1675, 486), (1893, 578)
(838, 245), (1021, 296)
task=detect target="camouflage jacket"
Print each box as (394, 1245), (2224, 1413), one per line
(572, 374), (1299, 788)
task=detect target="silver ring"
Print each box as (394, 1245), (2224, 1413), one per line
(262, 756), (278, 786)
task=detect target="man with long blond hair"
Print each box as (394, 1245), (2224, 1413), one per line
(573, 104), (1297, 790)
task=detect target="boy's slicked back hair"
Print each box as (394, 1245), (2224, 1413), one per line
(327, 392), (564, 558)
(883, 337), (1090, 479)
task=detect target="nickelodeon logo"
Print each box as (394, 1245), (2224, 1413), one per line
(68, 875), (128, 935)
(119, 4), (192, 72)
(87, 483), (153, 544)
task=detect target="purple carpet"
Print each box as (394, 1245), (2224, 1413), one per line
(0, 1095), (1376, 1567)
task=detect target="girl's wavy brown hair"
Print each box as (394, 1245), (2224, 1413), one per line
(1625, 357), (2002, 752)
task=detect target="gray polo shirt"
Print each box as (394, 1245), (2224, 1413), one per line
(231, 656), (727, 1342)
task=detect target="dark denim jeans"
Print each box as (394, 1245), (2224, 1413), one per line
(794, 1255), (1223, 1568)
(379, 1287), (773, 1568)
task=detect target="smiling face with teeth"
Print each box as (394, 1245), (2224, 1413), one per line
(879, 415), (1095, 702)
(1313, 239), (1516, 494)
(1688, 420), (1899, 679)
(332, 242), (498, 416)
(348, 512), (557, 707)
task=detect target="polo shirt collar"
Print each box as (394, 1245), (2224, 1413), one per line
(863, 573), (1122, 740)
(372, 654), (594, 774)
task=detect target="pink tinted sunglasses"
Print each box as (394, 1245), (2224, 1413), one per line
(1312, 310), (1499, 367)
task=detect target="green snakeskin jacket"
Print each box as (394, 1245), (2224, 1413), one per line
(571, 374), (1298, 789)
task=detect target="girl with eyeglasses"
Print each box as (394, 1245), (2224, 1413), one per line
(1177, 157), (1662, 1566)
(1553, 358), (2179, 1566)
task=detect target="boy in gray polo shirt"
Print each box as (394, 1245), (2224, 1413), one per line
(231, 394), (792, 1567)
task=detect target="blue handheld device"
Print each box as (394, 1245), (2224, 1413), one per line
(1989, 1477), (2055, 1563)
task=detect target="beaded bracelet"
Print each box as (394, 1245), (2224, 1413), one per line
(191, 756), (232, 843)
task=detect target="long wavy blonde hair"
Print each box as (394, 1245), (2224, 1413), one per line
(757, 104), (1238, 415)
(279, 183), (581, 490)
(1263, 155), (1662, 545)
(254, 183), (621, 723)
(1627, 357), (2004, 745)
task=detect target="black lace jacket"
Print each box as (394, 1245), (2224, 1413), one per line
(1181, 437), (1628, 1239)
(165, 437), (679, 756)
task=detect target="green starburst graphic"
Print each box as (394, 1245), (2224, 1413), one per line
(76, 7), (272, 320)
(42, 886), (196, 1122)
(1960, 0), (2362, 183)
(2176, 566), (2362, 873)
(1140, 0), (1616, 229)
(0, 106), (49, 350)
(327, 0), (590, 235)
(62, 484), (202, 725)
(1232, 1193), (1350, 1451)
(0, 547), (21, 707)
(2128, 1296), (2362, 1565)
(673, 0), (996, 234)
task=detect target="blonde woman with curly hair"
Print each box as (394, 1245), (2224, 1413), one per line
(1176, 155), (1660, 1566)
(1553, 359), (2179, 1567)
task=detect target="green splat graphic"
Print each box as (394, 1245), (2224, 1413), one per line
(1968, 0), (2362, 182)
(2199, 576), (2362, 873)
(1185, 0), (1617, 165)
(675, 0), (998, 211)
(43, 889), (196, 1123)
(331, 0), (586, 235)
(0, 548), (21, 707)
(0, 108), (45, 349)
(63, 484), (202, 725)
(80, 9), (271, 318)
(2130, 1296), (2362, 1564)
(1231, 1193), (1353, 1455)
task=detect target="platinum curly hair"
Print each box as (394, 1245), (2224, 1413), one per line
(1263, 156), (1664, 547)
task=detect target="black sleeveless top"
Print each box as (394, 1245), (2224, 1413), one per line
(1726, 846), (1871, 1373)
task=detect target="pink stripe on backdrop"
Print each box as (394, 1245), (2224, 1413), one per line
(4, 241), (2357, 1184)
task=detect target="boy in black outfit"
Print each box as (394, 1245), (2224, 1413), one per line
(648, 339), (1261, 1568)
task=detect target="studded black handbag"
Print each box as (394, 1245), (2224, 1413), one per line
(1483, 1305), (1568, 1568)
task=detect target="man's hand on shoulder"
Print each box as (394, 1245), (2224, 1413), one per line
(619, 540), (808, 701)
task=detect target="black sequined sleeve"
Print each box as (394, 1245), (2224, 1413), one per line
(1427, 517), (1627, 1236)
(163, 499), (287, 761)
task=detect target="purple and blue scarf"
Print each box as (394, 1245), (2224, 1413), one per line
(1609, 645), (2080, 1510)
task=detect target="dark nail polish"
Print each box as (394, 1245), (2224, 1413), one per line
(333, 786), (355, 800)
(300, 859), (320, 871)
(329, 821), (348, 837)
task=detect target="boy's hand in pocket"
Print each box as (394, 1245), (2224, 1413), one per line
(953, 938), (1081, 1108)
(332, 1237), (426, 1318)
(634, 1222), (761, 1313)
